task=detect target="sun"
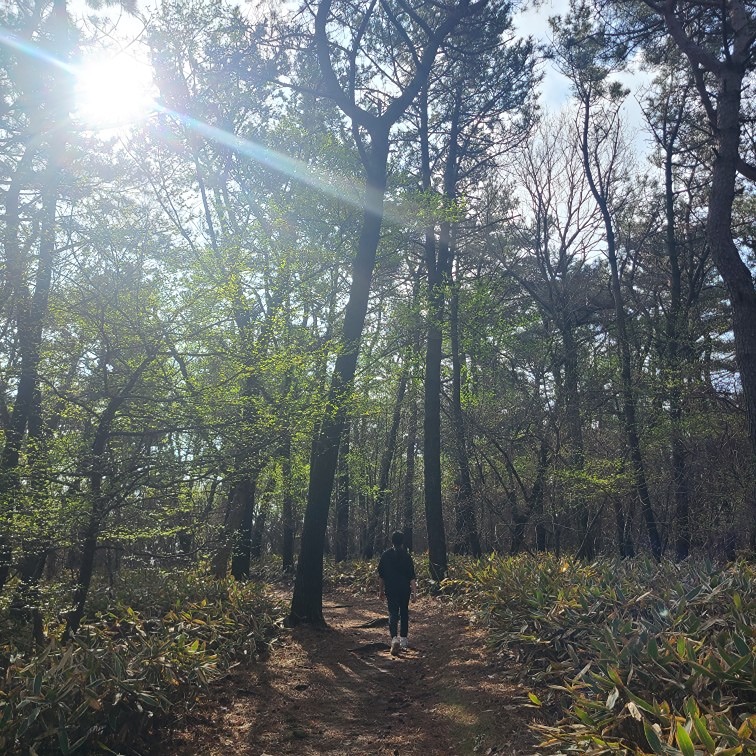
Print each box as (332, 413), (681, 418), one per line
(74, 52), (156, 130)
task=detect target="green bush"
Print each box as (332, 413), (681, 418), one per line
(447, 555), (755, 755)
(0, 570), (283, 755)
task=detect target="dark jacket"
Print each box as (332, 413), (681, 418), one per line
(377, 547), (416, 598)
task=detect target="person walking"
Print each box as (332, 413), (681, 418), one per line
(377, 531), (417, 655)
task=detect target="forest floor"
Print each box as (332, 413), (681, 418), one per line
(154, 588), (547, 756)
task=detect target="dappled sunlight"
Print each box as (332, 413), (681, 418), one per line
(432, 701), (480, 727)
(159, 589), (542, 754)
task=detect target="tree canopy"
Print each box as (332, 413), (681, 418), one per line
(0, 0), (753, 636)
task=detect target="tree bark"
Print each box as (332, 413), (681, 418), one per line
(402, 368), (418, 552)
(334, 421), (350, 563)
(420, 80), (452, 584)
(289, 0), (481, 623)
(561, 322), (593, 559)
(450, 275), (481, 557)
(290, 136), (390, 624)
(706, 70), (756, 549)
(662, 123), (692, 560)
(250, 487), (268, 563)
(231, 474), (258, 580)
(364, 363), (408, 558)
(281, 434), (296, 571)
(531, 438), (549, 552)
(0, 1), (69, 593)
(64, 356), (154, 640)
(639, 0), (756, 551)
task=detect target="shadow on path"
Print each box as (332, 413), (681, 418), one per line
(157, 591), (543, 755)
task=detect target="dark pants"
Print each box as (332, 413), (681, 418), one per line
(387, 593), (409, 638)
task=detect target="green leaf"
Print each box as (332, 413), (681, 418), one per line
(684, 699), (699, 719)
(57, 723), (70, 754)
(733, 634), (749, 656)
(607, 667), (623, 686)
(648, 636), (659, 660)
(528, 691), (542, 706)
(644, 721), (664, 754)
(625, 687), (660, 716)
(676, 723), (695, 756)
(691, 714), (716, 754)
(677, 635), (687, 658)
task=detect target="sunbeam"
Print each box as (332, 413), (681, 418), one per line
(0, 25), (412, 225)
(153, 104), (387, 221)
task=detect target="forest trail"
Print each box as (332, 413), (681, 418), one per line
(158, 590), (544, 755)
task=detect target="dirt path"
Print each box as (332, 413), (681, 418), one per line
(158, 591), (543, 755)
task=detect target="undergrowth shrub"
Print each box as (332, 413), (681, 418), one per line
(325, 558), (381, 593)
(446, 555), (755, 755)
(0, 570), (284, 755)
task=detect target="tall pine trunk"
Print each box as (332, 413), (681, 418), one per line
(334, 421), (350, 563)
(450, 274), (481, 557)
(281, 434), (296, 572)
(403, 370), (418, 552)
(707, 71), (756, 550)
(364, 364), (408, 558)
(231, 473), (259, 580)
(288, 0), (480, 623)
(290, 136), (390, 624)
(662, 128), (692, 560)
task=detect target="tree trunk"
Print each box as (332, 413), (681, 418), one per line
(450, 276), (481, 557)
(64, 515), (100, 642)
(651, 0), (756, 553)
(561, 323), (592, 559)
(0, 131), (58, 593)
(64, 356), (154, 639)
(231, 475), (257, 580)
(289, 0), (478, 622)
(402, 379), (418, 552)
(606, 222), (662, 561)
(250, 490), (268, 563)
(706, 70), (756, 550)
(289, 135), (390, 625)
(334, 421), (350, 563)
(0, 0), (70, 598)
(420, 81), (451, 584)
(212, 485), (238, 579)
(509, 489), (527, 556)
(423, 241), (448, 582)
(580, 97), (663, 561)
(281, 434), (296, 571)
(364, 364), (408, 558)
(5, 181), (56, 603)
(531, 438), (549, 552)
(662, 131), (692, 560)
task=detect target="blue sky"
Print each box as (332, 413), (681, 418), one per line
(514, 0), (653, 154)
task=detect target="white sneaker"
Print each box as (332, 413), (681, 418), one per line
(400, 637), (409, 650)
(390, 636), (400, 655)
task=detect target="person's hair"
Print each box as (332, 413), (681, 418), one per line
(391, 531), (404, 549)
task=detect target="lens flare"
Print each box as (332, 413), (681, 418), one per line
(74, 53), (156, 129)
